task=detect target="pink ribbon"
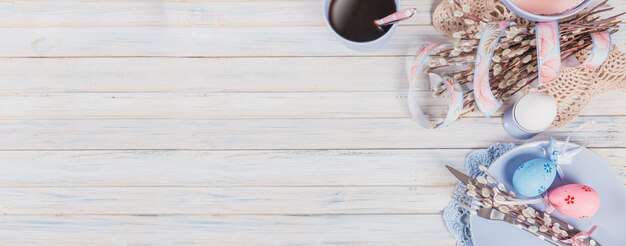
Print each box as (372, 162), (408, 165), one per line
(535, 21), (562, 87)
(562, 225), (597, 246)
(473, 21), (515, 116)
(407, 44), (465, 129)
(563, 30), (612, 70)
(536, 24), (611, 88)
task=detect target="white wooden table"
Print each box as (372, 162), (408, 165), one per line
(0, 1), (624, 245)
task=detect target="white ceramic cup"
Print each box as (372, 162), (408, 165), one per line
(323, 0), (400, 52)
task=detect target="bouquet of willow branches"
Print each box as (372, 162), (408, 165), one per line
(427, 0), (623, 114)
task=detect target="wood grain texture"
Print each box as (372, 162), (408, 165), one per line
(0, 215), (455, 245)
(2, 0), (625, 245)
(0, 149), (622, 188)
(0, 57), (418, 92)
(0, 0), (620, 28)
(2, 57), (625, 96)
(0, 148), (626, 188)
(0, 186), (454, 215)
(0, 149), (467, 187)
(0, 92), (624, 119)
(0, 26), (449, 57)
(0, 0), (437, 28)
(1, 26), (623, 57)
(2, 117), (625, 150)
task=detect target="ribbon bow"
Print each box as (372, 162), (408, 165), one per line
(562, 225), (597, 246)
(546, 121), (595, 181)
(547, 137), (581, 181)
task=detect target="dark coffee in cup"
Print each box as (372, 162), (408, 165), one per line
(328, 0), (397, 42)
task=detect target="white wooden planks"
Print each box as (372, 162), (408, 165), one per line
(0, 149), (622, 188)
(0, 186), (454, 215)
(0, 91), (450, 119)
(0, 0), (623, 57)
(1, 26), (623, 57)
(0, 149), (467, 187)
(0, 0), (437, 27)
(0, 215), (455, 245)
(0, 26), (451, 57)
(0, 0), (625, 245)
(0, 57), (411, 92)
(0, 92), (625, 119)
(0, 0), (620, 28)
(2, 117), (625, 150)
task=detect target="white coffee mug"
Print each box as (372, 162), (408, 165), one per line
(323, 0), (400, 52)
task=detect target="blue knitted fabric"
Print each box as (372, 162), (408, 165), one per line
(442, 143), (517, 246)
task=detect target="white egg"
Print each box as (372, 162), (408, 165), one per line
(513, 92), (557, 132)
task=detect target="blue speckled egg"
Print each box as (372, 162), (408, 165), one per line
(512, 158), (557, 197)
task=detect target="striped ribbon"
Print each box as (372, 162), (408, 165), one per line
(536, 23), (612, 87)
(473, 21), (516, 117)
(562, 30), (612, 70)
(535, 21), (562, 87)
(408, 44), (464, 129)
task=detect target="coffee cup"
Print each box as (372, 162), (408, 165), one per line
(323, 0), (400, 52)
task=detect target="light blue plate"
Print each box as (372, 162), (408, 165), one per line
(470, 141), (626, 246)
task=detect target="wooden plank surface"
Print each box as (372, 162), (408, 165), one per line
(1, 0), (625, 245)
(0, 26), (449, 57)
(0, 92), (625, 119)
(0, 186), (454, 215)
(0, 215), (455, 245)
(0, 57), (428, 92)
(0, 149), (622, 187)
(0, 0), (438, 27)
(0, 0), (621, 28)
(2, 117), (625, 150)
(1, 26), (623, 57)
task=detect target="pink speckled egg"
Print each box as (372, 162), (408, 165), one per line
(548, 184), (600, 218)
(508, 0), (585, 15)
